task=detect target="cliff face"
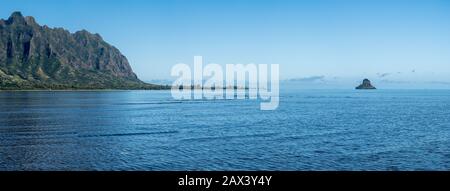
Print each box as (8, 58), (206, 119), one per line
(0, 12), (159, 89)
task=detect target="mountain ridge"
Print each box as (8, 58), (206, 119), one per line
(0, 11), (166, 90)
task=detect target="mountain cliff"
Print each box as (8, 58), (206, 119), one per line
(0, 12), (165, 90)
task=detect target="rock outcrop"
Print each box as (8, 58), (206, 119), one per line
(0, 12), (164, 90)
(356, 79), (376, 89)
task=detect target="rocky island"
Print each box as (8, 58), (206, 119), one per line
(356, 79), (376, 90)
(0, 12), (168, 90)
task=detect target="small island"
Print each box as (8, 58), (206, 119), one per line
(356, 79), (376, 90)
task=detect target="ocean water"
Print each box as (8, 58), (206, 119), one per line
(0, 89), (449, 171)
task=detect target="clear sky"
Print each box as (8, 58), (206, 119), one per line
(2, 0), (450, 87)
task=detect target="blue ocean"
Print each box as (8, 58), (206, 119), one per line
(0, 89), (449, 170)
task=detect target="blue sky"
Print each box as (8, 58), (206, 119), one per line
(2, 0), (450, 87)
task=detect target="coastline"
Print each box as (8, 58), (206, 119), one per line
(0, 86), (249, 92)
(0, 89), (171, 92)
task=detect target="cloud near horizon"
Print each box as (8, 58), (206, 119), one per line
(287, 76), (326, 82)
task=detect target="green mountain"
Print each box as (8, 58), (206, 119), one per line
(0, 12), (166, 90)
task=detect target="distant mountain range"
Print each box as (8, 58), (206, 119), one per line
(0, 12), (167, 90)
